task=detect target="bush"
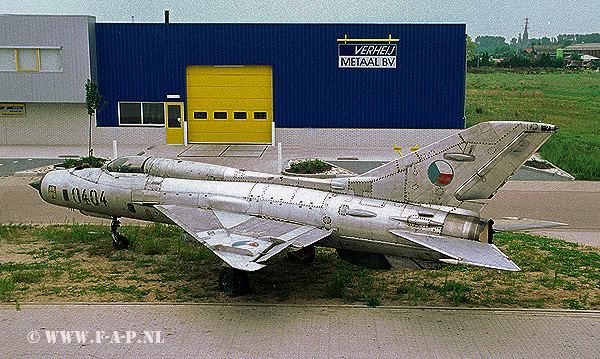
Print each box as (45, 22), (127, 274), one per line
(497, 55), (533, 68)
(286, 159), (332, 174)
(61, 156), (107, 169)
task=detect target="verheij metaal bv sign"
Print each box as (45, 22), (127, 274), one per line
(338, 35), (398, 69)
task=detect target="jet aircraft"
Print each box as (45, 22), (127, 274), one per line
(31, 121), (564, 294)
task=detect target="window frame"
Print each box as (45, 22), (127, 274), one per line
(16, 48), (39, 71)
(118, 102), (166, 127)
(254, 111), (268, 120)
(38, 48), (63, 72)
(193, 111), (208, 120)
(213, 111), (228, 120)
(234, 111), (248, 120)
(0, 46), (63, 73)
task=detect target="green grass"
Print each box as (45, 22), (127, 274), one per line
(538, 132), (600, 180)
(465, 68), (600, 180)
(3, 223), (600, 309)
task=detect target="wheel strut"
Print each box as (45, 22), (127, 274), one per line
(111, 216), (130, 249)
(218, 268), (251, 296)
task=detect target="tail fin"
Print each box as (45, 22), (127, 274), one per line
(352, 121), (556, 208)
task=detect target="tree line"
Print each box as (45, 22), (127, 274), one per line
(474, 33), (600, 56)
(466, 33), (600, 69)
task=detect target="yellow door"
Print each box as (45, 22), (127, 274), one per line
(166, 102), (184, 144)
(186, 65), (273, 143)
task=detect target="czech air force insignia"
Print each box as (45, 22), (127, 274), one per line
(48, 185), (57, 199)
(428, 160), (453, 186)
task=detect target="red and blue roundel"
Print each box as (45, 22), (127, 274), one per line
(428, 160), (454, 186)
(232, 240), (259, 248)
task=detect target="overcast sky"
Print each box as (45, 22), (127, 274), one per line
(1, 0), (599, 40)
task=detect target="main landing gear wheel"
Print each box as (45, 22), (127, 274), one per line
(218, 268), (251, 296)
(111, 217), (130, 250)
(287, 245), (316, 264)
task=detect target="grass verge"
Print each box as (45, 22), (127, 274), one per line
(2, 223), (600, 309)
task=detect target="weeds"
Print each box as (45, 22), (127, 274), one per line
(424, 279), (473, 305)
(326, 271), (351, 298)
(2, 224), (600, 309)
(366, 296), (381, 307)
(0, 276), (15, 301)
(538, 132), (600, 180)
(562, 294), (589, 310)
(0, 224), (33, 240)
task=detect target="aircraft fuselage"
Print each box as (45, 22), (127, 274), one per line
(37, 166), (489, 269)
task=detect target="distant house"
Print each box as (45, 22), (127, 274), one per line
(533, 45), (560, 57)
(562, 43), (600, 58)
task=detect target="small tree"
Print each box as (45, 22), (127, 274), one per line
(466, 35), (477, 62)
(570, 52), (582, 62)
(85, 79), (106, 157)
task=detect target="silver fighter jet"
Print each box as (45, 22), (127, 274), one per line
(31, 121), (564, 294)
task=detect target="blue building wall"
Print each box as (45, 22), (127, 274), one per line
(95, 23), (466, 129)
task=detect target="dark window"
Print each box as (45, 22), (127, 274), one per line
(142, 103), (165, 125)
(167, 104), (181, 128)
(234, 112), (247, 119)
(194, 111), (208, 119)
(119, 102), (165, 125)
(119, 103), (142, 124)
(254, 112), (267, 120)
(62, 189), (69, 202)
(214, 112), (227, 119)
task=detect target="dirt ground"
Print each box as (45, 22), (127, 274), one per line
(2, 226), (600, 310)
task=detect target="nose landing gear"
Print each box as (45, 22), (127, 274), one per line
(111, 217), (130, 249)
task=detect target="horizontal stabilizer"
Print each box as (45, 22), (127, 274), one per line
(493, 217), (568, 232)
(389, 230), (520, 271)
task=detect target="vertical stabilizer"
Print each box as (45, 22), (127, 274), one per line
(353, 122), (556, 207)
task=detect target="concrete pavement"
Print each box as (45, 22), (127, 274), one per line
(2, 303), (600, 359)
(481, 180), (600, 247)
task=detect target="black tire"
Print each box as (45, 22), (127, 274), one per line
(218, 268), (251, 295)
(286, 245), (315, 264)
(112, 233), (130, 250)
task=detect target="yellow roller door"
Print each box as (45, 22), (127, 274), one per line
(186, 65), (273, 143)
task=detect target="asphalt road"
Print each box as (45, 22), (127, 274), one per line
(0, 158), (61, 177)
(0, 176), (142, 226)
(480, 181), (600, 247)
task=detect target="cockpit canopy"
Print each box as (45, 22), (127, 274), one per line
(105, 156), (149, 173)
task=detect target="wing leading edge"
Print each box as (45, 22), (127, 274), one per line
(389, 230), (520, 271)
(155, 204), (332, 271)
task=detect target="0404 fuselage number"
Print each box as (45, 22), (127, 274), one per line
(71, 188), (108, 206)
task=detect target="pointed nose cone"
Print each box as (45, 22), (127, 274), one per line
(29, 176), (43, 192)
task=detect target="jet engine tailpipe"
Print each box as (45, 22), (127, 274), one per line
(442, 213), (493, 243)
